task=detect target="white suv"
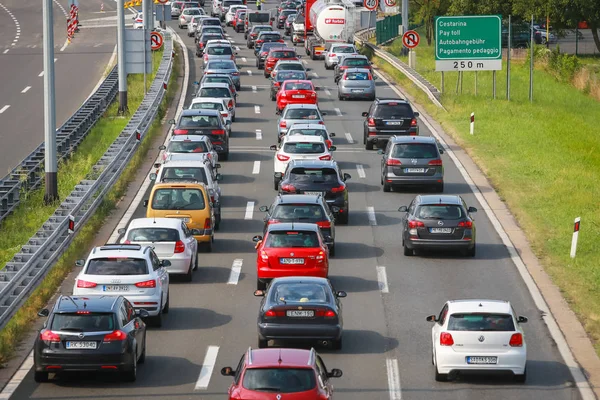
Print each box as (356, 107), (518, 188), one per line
(72, 244), (170, 327)
(270, 135), (336, 190)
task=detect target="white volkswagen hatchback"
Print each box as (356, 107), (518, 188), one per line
(73, 244), (170, 327)
(427, 299), (528, 382)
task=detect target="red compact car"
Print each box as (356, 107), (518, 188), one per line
(221, 347), (343, 400)
(264, 47), (298, 77)
(276, 80), (318, 112)
(253, 223), (329, 290)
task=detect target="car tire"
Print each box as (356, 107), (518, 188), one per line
(34, 371), (49, 383)
(434, 365), (447, 382)
(163, 292), (170, 313)
(383, 183), (391, 192)
(403, 241), (414, 256)
(193, 250), (199, 271)
(138, 334), (147, 364)
(257, 278), (266, 290)
(273, 178), (280, 191)
(270, 93), (275, 101)
(123, 351), (137, 382)
(332, 336), (342, 350)
(184, 261), (193, 282)
(466, 245), (476, 258)
(329, 243), (335, 257)
(258, 337), (268, 348)
(220, 152), (229, 161)
(514, 367), (527, 383)
(365, 141), (374, 150)
(435, 182), (444, 193)
(337, 212), (348, 225)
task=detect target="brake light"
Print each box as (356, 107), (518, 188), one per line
(339, 66), (348, 70)
(232, 72), (240, 76)
(277, 154), (290, 161)
(411, 118), (417, 126)
(256, 40), (264, 44)
(318, 120), (324, 125)
(440, 332), (454, 346)
(277, 39), (284, 42)
(76, 310), (91, 314)
(316, 250), (325, 260)
(316, 309), (336, 317)
(319, 155), (332, 160)
(330, 53), (336, 57)
(408, 220), (425, 228)
(310, 92), (316, 97)
(428, 159), (442, 166)
(103, 330), (127, 342)
(386, 158), (401, 166)
(260, 250), (269, 261)
(199, 43), (204, 48)
(204, 54), (208, 60)
(367, 117), (375, 127)
(279, 120), (286, 128)
(40, 330), (61, 343)
(331, 184), (345, 193)
(174, 240), (186, 253)
(211, 129), (225, 135)
(221, 112), (229, 118)
(458, 220), (473, 228)
(204, 218), (211, 229)
(509, 333), (523, 347)
(325, 139), (332, 148)
(228, 100), (233, 109)
(265, 309), (285, 317)
(174, 129), (189, 135)
(280, 183), (296, 192)
(316, 221), (331, 228)
(274, 82), (281, 87)
(135, 279), (156, 288)
(76, 279), (97, 288)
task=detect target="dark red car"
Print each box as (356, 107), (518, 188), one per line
(264, 47), (298, 77)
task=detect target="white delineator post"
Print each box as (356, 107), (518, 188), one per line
(570, 217), (580, 258)
(470, 112), (474, 135)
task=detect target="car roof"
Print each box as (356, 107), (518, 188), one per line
(375, 97), (410, 104)
(275, 194), (321, 204)
(271, 276), (330, 285)
(417, 195), (463, 205)
(205, 41), (233, 47)
(153, 181), (208, 190)
(88, 244), (150, 259)
(251, 25), (272, 29)
(54, 295), (121, 313)
(282, 80), (312, 85)
(284, 103), (319, 110)
(287, 159), (337, 168)
(345, 67), (371, 73)
(269, 47), (295, 52)
(206, 59), (236, 66)
(342, 54), (368, 60)
(127, 217), (183, 230)
(180, 109), (220, 116)
(447, 299), (512, 315)
(277, 59), (302, 64)
(266, 222), (320, 232)
(246, 348), (314, 369)
(161, 159), (211, 168)
(199, 82), (231, 89)
(169, 134), (210, 142)
(283, 135), (324, 143)
(190, 97), (227, 103)
(289, 123), (327, 130)
(390, 135), (436, 144)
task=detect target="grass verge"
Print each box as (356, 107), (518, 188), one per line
(0, 45), (181, 365)
(362, 37), (600, 355)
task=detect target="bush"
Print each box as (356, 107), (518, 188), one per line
(547, 46), (581, 82)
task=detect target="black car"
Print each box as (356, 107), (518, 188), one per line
(246, 25), (274, 48)
(253, 37), (285, 58)
(254, 276), (346, 349)
(196, 25), (225, 43)
(168, 109), (230, 159)
(284, 14), (297, 35)
(196, 33), (225, 57)
(256, 42), (286, 69)
(277, 9), (296, 28)
(259, 193), (336, 254)
(362, 98), (420, 150)
(333, 55), (372, 82)
(398, 194), (477, 257)
(254, 32), (284, 52)
(278, 160), (350, 224)
(270, 70), (309, 100)
(34, 295), (148, 383)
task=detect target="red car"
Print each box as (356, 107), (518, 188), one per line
(233, 9), (246, 32)
(264, 47), (298, 77)
(276, 80), (317, 112)
(221, 347), (343, 400)
(253, 223), (329, 290)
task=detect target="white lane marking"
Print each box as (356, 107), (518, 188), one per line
(241, 57), (247, 62)
(386, 358), (401, 400)
(312, 72), (319, 78)
(334, 107), (342, 116)
(93, 43), (102, 47)
(38, 71), (44, 77)
(254, 105), (260, 114)
(247, 69), (252, 76)
(0, 105), (10, 114)
(0, 3), (20, 47)
(195, 346), (220, 390)
(54, 58), (57, 62)
(235, 46), (240, 51)
(52, 0), (68, 17)
(21, 86), (31, 93)
(324, 89), (331, 96)
(0, 350), (34, 399)
(356, 164), (366, 178)
(60, 39), (69, 52)
(367, 206), (377, 226)
(227, 259), (243, 285)
(376, 266), (389, 293)
(245, 201), (255, 220)
(256, 129), (262, 140)
(252, 160), (260, 174)
(345, 133), (354, 143)
(252, 85), (257, 93)
(2, 49), (8, 54)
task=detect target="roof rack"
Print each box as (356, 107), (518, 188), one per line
(98, 244), (142, 251)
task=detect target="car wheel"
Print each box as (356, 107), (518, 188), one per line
(435, 182), (444, 193)
(332, 336), (342, 350)
(258, 337), (268, 348)
(138, 334), (147, 364)
(403, 241), (414, 256)
(163, 291), (170, 313)
(365, 141), (374, 150)
(257, 278), (266, 290)
(466, 245), (476, 258)
(337, 212), (348, 225)
(383, 183), (391, 192)
(193, 250), (199, 271)
(34, 371), (49, 383)
(184, 260), (193, 282)
(329, 243), (335, 257)
(514, 367), (527, 383)
(123, 350), (137, 382)
(220, 152), (229, 161)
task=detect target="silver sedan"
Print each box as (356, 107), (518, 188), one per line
(204, 60), (241, 90)
(337, 68), (377, 101)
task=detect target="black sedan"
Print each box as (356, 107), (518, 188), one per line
(254, 276), (346, 349)
(256, 42), (287, 69)
(398, 194), (477, 257)
(34, 295), (148, 382)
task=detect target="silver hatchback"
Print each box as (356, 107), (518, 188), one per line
(337, 68), (377, 101)
(204, 59), (241, 90)
(276, 103), (327, 140)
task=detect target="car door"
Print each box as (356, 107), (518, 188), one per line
(315, 356), (332, 398)
(381, 140), (392, 177)
(150, 251), (168, 309)
(402, 199), (416, 238)
(125, 299), (144, 357)
(432, 303), (449, 355)
(118, 301), (140, 359)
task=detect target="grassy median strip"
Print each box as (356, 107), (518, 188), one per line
(0, 45), (181, 365)
(363, 38), (600, 354)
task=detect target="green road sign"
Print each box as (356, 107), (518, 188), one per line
(435, 15), (502, 71)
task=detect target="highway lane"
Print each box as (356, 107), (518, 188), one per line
(10, 4), (582, 400)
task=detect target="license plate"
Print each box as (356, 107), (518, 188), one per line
(280, 258), (304, 264)
(386, 121), (403, 125)
(66, 341), (97, 349)
(103, 285), (129, 292)
(405, 168), (425, 173)
(466, 356), (498, 364)
(304, 191), (323, 195)
(292, 95), (305, 98)
(287, 310), (314, 317)
(430, 228), (452, 234)
(351, 89), (363, 93)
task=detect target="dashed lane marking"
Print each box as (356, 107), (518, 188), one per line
(227, 259), (243, 285)
(38, 71), (44, 77)
(241, 57), (247, 62)
(252, 160), (260, 174)
(345, 133), (354, 143)
(324, 89), (331, 96)
(376, 266), (389, 293)
(2, 49), (8, 54)
(245, 201), (255, 220)
(254, 105), (260, 114)
(247, 69), (252, 76)
(0, 2), (20, 49)
(367, 206), (377, 226)
(0, 351), (33, 399)
(194, 346), (220, 390)
(312, 72), (319, 78)
(252, 85), (257, 93)
(0, 105), (10, 114)
(334, 107), (342, 116)
(386, 358), (401, 400)
(21, 86), (31, 93)
(255, 129), (262, 140)
(356, 164), (365, 178)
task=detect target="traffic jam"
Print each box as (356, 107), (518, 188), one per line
(25, 0), (553, 398)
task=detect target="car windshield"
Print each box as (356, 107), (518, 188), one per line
(392, 143), (437, 158)
(207, 46), (233, 55)
(271, 282), (329, 303)
(285, 109), (319, 120)
(415, 204), (464, 220)
(200, 87), (231, 98)
(283, 142), (325, 154)
(276, 71), (306, 81)
(127, 228), (180, 242)
(289, 167), (338, 183)
(51, 313), (115, 332)
(167, 141), (209, 153)
(151, 188), (206, 210)
(448, 313), (516, 331)
(272, 51), (296, 59)
(344, 58), (369, 67)
(375, 103), (413, 118)
(86, 258), (149, 275)
(178, 115), (220, 127)
(272, 204), (325, 220)
(284, 82), (312, 91)
(277, 63), (304, 71)
(243, 368), (316, 393)
(191, 101), (224, 111)
(160, 167), (208, 183)
(288, 128), (326, 139)
(265, 231), (320, 248)
(345, 71), (369, 80)
(207, 61), (236, 70)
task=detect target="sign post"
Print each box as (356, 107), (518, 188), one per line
(402, 30), (419, 68)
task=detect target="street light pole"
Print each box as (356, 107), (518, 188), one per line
(117, 0), (128, 113)
(43, 0), (58, 203)
(401, 0), (408, 55)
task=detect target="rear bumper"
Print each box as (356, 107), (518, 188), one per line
(35, 351), (133, 372)
(257, 266), (328, 281)
(384, 175), (443, 186)
(436, 348), (526, 375)
(405, 238), (474, 250)
(339, 88), (375, 98)
(258, 323), (342, 341)
(194, 229), (213, 243)
(366, 129), (419, 141)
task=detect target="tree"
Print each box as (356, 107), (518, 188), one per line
(412, 0), (450, 45)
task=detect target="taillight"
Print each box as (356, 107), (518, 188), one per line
(325, 139), (332, 148)
(318, 121), (324, 125)
(509, 333), (523, 347)
(386, 158), (401, 166)
(367, 117), (375, 127)
(230, 55), (235, 60)
(232, 72), (240, 76)
(408, 220), (425, 228)
(340, 66), (348, 70)
(77, 279), (97, 288)
(103, 330), (127, 342)
(260, 250), (269, 261)
(411, 118), (417, 126)
(221, 112), (229, 118)
(331, 184), (345, 193)
(174, 129), (189, 134)
(316, 221), (331, 228)
(428, 159), (442, 166)
(123, 240), (131, 244)
(330, 53), (336, 57)
(274, 82), (281, 87)
(199, 43), (204, 48)
(440, 332), (454, 346)
(204, 54), (208, 60)
(211, 129), (225, 135)
(174, 240), (186, 253)
(458, 220), (473, 228)
(277, 39), (284, 43)
(277, 154), (290, 161)
(315, 250), (325, 260)
(228, 100), (233, 109)
(265, 309), (285, 317)
(319, 155), (332, 160)
(316, 309), (336, 317)
(279, 120), (286, 128)
(204, 218), (211, 229)
(135, 279), (156, 288)
(40, 330), (61, 343)
(310, 92), (316, 97)
(280, 183), (296, 192)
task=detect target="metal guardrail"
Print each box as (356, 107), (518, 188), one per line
(0, 66), (119, 225)
(0, 34), (173, 330)
(354, 28), (446, 110)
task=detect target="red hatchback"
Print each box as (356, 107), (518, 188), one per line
(276, 80), (317, 112)
(253, 223), (329, 290)
(264, 47), (298, 77)
(221, 347), (343, 400)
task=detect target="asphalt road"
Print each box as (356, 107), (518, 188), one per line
(10, 3), (582, 399)
(0, 0), (115, 176)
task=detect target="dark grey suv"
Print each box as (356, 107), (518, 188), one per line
(362, 98), (420, 150)
(378, 136), (444, 192)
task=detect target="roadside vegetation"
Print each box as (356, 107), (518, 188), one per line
(361, 35), (600, 354)
(0, 45), (181, 365)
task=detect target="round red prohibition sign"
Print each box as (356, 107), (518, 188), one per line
(384, 0), (396, 6)
(150, 31), (164, 51)
(363, 0), (377, 11)
(402, 30), (420, 49)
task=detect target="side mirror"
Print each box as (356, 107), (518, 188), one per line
(38, 309), (50, 317)
(191, 229), (203, 235)
(373, 76), (378, 80)
(259, 205), (269, 212)
(160, 260), (172, 267)
(215, 163), (222, 169)
(330, 132), (336, 137)
(327, 368), (343, 378)
(215, 173), (222, 181)
(343, 173), (351, 181)
(468, 206), (478, 213)
(377, 149), (383, 155)
(321, 112), (328, 116)
(118, 228), (126, 235)
(136, 309), (150, 318)
(252, 235), (263, 242)
(254, 289), (265, 296)
(361, 112), (368, 117)
(143, 200), (149, 207)
(149, 173), (157, 181)
(168, 118), (176, 125)
(438, 147), (444, 154)
(426, 314), (437, 322)
(269, 145), (278, 150)
(154, 163), (162, 169)
(221, 367), (235, 376)
(270, 17), (275, 21)
(75, 259), (85, 267)
(398, 206), (408, 212)
(329, 145), (336, 151)
(336, 291), (347, 298)
(414, 112), (420, 117)
(275, 110), (281, 115)
(159, 145), (166, 150)
(518, 316), (528, 323)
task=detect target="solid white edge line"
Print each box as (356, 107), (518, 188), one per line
(0, 351), (33, 400)
(334, 107), (342, 116)
(375, 69), (596, 400)
(0, 105), (10, 114)
(38, 71), (44, 77)
(356, 164), (366, 178)
(376, 266), (389, 293)
(367, 206), (377, 226)
(227, 259), (243, 285)
(255, 129), (262, 140)
(195, 345), (220, 390)
(386, 358), (401, 400)
(244, 201), (255, 220)
(344, 133), (354, 144)
(252, 160), (260, 174)
(254, 105), (260, 114)
(21, 86), (31, 93)
(59, 39), (69, 52)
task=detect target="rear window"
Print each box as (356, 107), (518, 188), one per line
(151, 188), (206, 210)
(276, 71), (306, 81)
(223, 0), (242, 5)
(184, 8), (201, 15)
(207, 46), (233, 55)
(448, 313), (516, 331)
(271, 51), (296, 59)
(259, 34), (282, 41)
(202, 34), (223, 42)
(344, 58), (369, 67)
(207, 60), (236, 69)
(249, 13), (271, 23)
(242, 368), (316, 393)
(178, 115), (221, 127)
(345, 71), (370, 80)
(283, 81), (312, 91)
(333, 46), (355, 53)
(283, 142), (325, 154)
(285, 109), (319, 120)
(288, 128), (326, 139)
(127, 228), (180, 242)
(272, 204), (325, 220)
(190, 101), (224, 111)
(281, 9), (296, 15)
(270, 282), (330, 303)
(160, 167), (208, 184)
(199, 87), (231, 98)
(86, 258), (149, 275)
(374, 103), (413, 119)
(203, 76), (231, 85)
(265, 231), (320, 248)
(277, 63), (304, 71)
(391, 143), (438, 159)
(202, 19), (221, 26)
(167, 140), (209, 153)
(202, 27), (223, 34)
(415, 205), (464, 220)
(51, 313), (115, 332)
(289, 167), (338, 183)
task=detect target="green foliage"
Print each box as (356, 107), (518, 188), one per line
(547, 46), (581, 82)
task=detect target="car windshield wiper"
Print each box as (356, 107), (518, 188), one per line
(253, 387), (281, 392)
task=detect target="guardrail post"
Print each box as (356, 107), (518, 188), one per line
(570, 217), (580, 258)
(470, 112), (474, 135)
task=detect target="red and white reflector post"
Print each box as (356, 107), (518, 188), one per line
(68, 215), (75, 234)
(470, 112), (474, 135)
(570, 217), (580, 258)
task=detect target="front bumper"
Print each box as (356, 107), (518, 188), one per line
(258, 323), (342, 341)
(436, 347), (526, 375)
